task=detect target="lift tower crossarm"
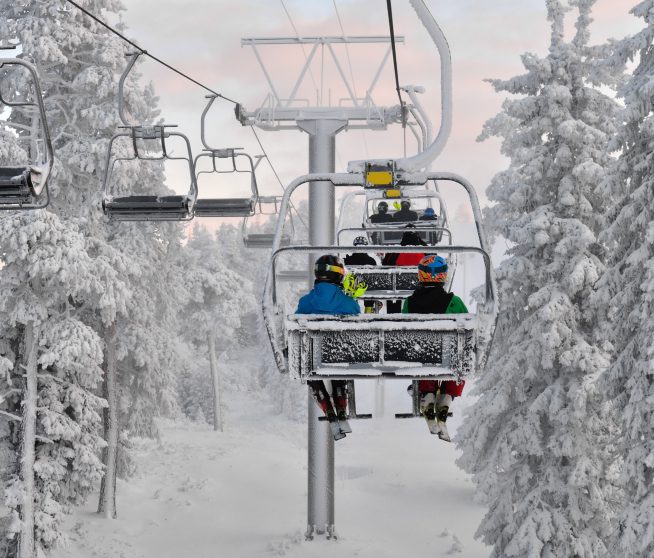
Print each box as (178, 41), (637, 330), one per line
(241, 36), (405, 45)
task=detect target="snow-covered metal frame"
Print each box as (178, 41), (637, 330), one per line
(0, 56), (54, 209)
(262, 172), (497, 380)
(193, 95), (259, 218)
(286, 312), (476, 381)
(237, 36), (405, 131)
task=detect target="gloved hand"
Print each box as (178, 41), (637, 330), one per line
(342, 273), (368, 299)
(393, 201), (402, 211)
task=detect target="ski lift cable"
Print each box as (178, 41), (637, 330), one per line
(65, 0), (299, 227)
(385, 0), (406, 119)
(64, 0), (238, 105)
(250, 127), (308, 230)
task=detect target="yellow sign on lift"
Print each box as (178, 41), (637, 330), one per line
(366, 170), (393, 186)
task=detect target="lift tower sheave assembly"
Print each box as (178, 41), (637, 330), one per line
(238, 33), (406, 540)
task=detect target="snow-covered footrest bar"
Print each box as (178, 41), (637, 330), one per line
(286, 314), (476, 381)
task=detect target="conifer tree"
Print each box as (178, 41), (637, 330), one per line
(0, 0), (190, 546)
(456, 1), (620, 555)
(593, 2), (654, 555)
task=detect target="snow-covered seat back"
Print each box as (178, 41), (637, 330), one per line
(286, 314), (476, 381)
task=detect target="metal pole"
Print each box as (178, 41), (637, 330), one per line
(302, 119), (345, 540)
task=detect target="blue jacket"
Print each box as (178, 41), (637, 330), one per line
(296, 282), (361, 315)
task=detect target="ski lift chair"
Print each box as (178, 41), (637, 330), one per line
(192, 95), (258, 218)
(242, 195), (293, 248)
(263, 172), (497, 390)
(102, 53), (196, 221)
(336, 225), (457, 304)
(0, 53), (54, 209)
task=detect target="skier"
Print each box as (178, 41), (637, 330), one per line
(419, 207), (438, 221)
(369, 201), (393, 244)
(382, 229), (427, 314)
(344, 236), (377, 266)
(393, 200), (419, 222)
(296, 255), (360, 440)
(402, 255), (467, 442)
(369, 201), (393, 223)
(344, 237), (378, 313)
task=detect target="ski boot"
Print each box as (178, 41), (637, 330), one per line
(332, 381), (352, 434)
(434, 394), (452, 442)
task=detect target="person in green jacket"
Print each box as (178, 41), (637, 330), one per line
(402, 255), (467, 441)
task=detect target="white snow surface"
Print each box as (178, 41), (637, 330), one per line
(51, 390), (488, 558)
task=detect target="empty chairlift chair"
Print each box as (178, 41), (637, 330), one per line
(242, 195), (293, 248)
(0, 52), (54, 209)
(193, 95), (258, 218)
(102, 53), (197, 221)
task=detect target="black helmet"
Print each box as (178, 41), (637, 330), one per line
(353, 236), (368, 246)
(377, 201), (388, 213)
(315, 254), (346, 285)
(401, 200), (411, 209)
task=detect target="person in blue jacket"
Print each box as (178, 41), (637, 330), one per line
(296, 254), (360, 440)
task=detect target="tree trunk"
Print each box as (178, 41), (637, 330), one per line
(208, 334), (223, 432)
(18, 321), (38, 558)
(98, 323), (118, 518)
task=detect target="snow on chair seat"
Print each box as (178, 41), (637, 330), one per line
(102, 195), (193, 221)
(0, 167), (34, 204)
(286, 314), (476, 381)
(194, 197), (255, 217)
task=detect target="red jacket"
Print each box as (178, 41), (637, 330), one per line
(395, 252), (424, 266)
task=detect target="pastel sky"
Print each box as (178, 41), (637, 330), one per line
(116, 0), (640, 213)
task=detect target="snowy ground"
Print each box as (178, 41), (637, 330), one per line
(51, 387), (489, 558)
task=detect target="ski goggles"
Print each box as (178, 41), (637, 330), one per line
(315, 264), (345, 276)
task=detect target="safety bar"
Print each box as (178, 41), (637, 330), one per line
(336, 225), (452, 246)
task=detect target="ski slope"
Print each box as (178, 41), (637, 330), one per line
(51, 389), (489, 558)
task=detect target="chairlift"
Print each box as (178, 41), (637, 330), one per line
(262, 172), (497, 389)
(242, 195), (294, 248)
(102, 52), (197, 221)
(337, 188), (450, 246)
(0, 48), (54, 209)
(192, 95), (258, 218)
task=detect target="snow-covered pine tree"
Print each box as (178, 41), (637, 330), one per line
(2, 0), (190, 531)
(592, 2), (654, 555)
(179, 224), (255, 431)
(0, 212), (111, 557)
(456, 1), (621, 555)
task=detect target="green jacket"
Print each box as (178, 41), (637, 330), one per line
(401, 286), (468, 314)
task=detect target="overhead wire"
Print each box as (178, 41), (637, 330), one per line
(385, 0), (408, 155)
(64, 0), (305, 229)
(278, 0), (320, 96)
(64, 0), (237, 105)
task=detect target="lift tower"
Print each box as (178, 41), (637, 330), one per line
(237, 35), (404, 538)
